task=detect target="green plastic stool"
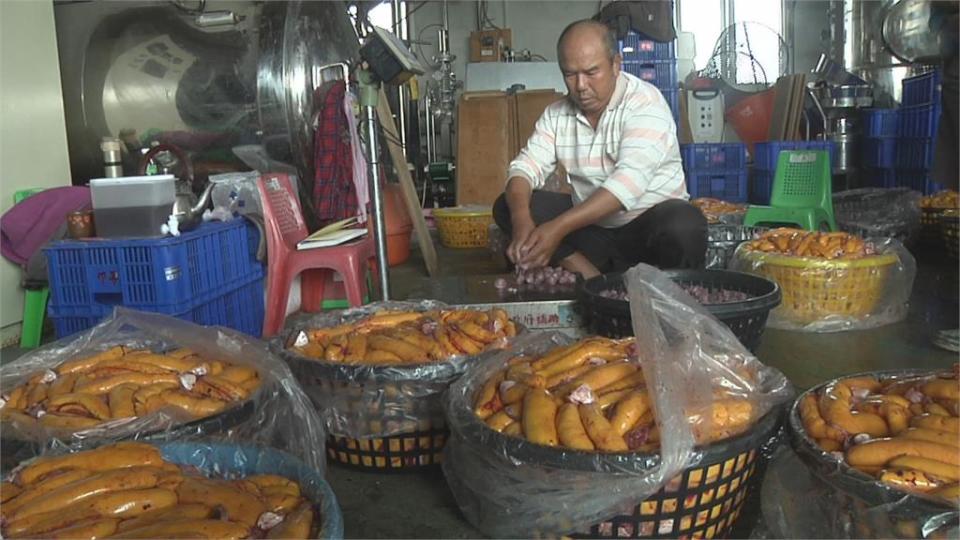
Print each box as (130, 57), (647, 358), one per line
(13, 188), (48, 348)
(744, 150), (838, 231)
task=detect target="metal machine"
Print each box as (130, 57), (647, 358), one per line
(54, 0), (359, 185)
(807, 70), (874, 177)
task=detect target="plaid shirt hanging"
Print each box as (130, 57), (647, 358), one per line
(313, 80), (359, 224)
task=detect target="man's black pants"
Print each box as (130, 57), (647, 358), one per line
(493, 191), (707, 272)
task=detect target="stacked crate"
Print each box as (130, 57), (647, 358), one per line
(45, 220), (265, 339)
(680, 143), (749, 202)
(896, 70), (944, 194)
(619, 31), (679, 122)
(749, 141), (837, 204)
(861, 108), (899, 188)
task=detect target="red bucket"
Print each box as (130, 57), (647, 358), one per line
(725, 89), (775, 156)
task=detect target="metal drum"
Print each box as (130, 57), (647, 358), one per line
(54, 0), (358, 185)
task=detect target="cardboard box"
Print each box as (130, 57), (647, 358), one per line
(470, 29), (512, 63)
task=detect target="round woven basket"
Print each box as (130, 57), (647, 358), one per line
(451, 403), (784, 539)
(786, 370), (957, 538)
(737, 249), (898, 325)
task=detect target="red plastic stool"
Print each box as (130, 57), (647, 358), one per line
(257, 173), (377, 337)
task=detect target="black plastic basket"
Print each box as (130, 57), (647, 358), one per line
(578, 270), (781, 352)
(454, 400), (785, 539)
(326, 419), (448, 470)
(833, 188), (921, 245)
(942, 211), (959, 260)
(920, 207), (946, 247)
(786, 370), (957, 538)
(706, 225), (768, 269)
(281, 347), (455, 471)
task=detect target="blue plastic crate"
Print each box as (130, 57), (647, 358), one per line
(862, 109), (899, 137)
(686, 170), (748, 202)
(623, 60), (678, 90)
(660, 88), (680, 121)
(863, 137), (897, 168)
(898, 104), (942, 138)
(897, 169), (945, 195)
(680, 143), (748, 171)
(49, 271), (265, 339)
(620, 32), (676, 61)
(902, 70), (941, 107)
(749, 170), (775, 205)
(895, 138), (936, 169)
(45, 219), (262, 311)
(861, 167), (898, 189)
(753, 141), (836, 172)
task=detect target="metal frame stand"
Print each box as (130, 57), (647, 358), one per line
(357, 68), (392, 300)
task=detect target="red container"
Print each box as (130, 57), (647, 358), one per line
(382, 183), (412, 266)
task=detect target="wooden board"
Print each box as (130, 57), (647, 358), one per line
(788, 74), (808, 141)
(376, 89), (438, 277)
(455, 91), (516, 206)
(513, 90), (564, 156)
(767, 75), (794, 141)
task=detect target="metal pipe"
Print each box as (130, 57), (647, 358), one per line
(362, 103), (392, 299)
(393, 0), (408, 157)
(476, 0), (482, 31)
(443, 0), (450, 33)
(425, 89), (435, 163)
(806, 87), (829, 141)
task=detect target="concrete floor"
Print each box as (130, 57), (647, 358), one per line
(2, 235), (957, 538)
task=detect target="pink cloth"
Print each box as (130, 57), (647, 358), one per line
(344, 90), (369, 224)
(1, 186), (91, 266)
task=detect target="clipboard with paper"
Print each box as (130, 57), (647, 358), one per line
(297, 217), (368, 250)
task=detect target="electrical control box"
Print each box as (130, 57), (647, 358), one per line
(470, 29), (512, 63)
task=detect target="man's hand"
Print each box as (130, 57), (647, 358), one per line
(507, 215), (536, 264)
(517, 219), (566, 269)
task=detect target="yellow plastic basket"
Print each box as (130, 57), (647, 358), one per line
(432, 207), (493, 248)
(739, 249), (898, 325)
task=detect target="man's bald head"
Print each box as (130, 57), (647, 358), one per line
(556, 19), (617, 62)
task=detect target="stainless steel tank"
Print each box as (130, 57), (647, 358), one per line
(838, 0), (918, 106)
(54, 0), (359, 185)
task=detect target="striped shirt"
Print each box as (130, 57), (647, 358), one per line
(507, 71), (687, 228)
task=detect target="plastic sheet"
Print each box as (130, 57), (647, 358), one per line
(0, 307), (327, 475)
(276, 301), (513, 439)
(731, 237), (916, 332)
(833, 188), (922, 244)
(442, 263), (792, 537)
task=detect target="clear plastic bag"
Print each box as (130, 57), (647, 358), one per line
(0, 307), (327, 475)
(441, 263), (793, 537)
(730, 237), (916, 332)
(762, 445), (959, 539)
(209, 171), (263, 218)
(705, 224), (768, 269)
(275, 301), (513, 439)
(766, 368), (960, 539)
(833, 188), (922, 244)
